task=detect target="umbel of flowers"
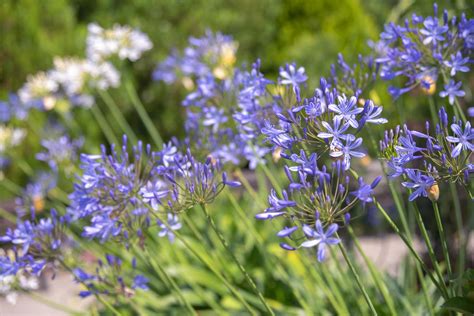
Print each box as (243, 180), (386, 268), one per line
(373, 3), (473, 114)
(381, 107), (473, 201)
(68, 135), (240, 244)
(155, 32), (294, 169)
(257, 75), (387, 261)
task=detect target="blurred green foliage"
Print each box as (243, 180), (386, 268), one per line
(0, 0), (469, 140)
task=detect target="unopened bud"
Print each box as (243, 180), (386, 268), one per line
(272, 147), (282, 162)
(427, 183), (439, 201)
(420, 76), (436, 95)
(32, 194), (45, 213)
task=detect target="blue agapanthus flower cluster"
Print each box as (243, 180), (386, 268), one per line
(74, 254), (149, 298)
(373, 4), (473, 101)
(36, 134), (83, 173)
(0, 209), (69, 278)
(258, 77), (387, 261)
(263, 77), (387, 171)
(153, 30), (238, 83)
(68, 136), (240, 245)
(256, 158), (382, 262)
(15, 172), (58, 217)
(328, 53), (379, 96)
(155, 31), (304, 170)
(380, 107), (473, 201)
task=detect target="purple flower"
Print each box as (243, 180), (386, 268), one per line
(439, 80), (465, 105)
(444, 52), (470, 76)
(157, 213), (182, 243)
(139, 180), (169, 210)
(0, 221), (35, 254)
(256, 189), (295, 220)
(446, 121), (474, 158)
(328, 95), (363, 128)
(351, 176), (382, 203)
(132, 275), (149, 290)
(360, 100), (387, 126)
(300, 220), (340, 262)
(402, 169), (436, 201)
(279, 63), (307, 87)
(420, 17), (448, 45)
(276, 226), (298, 238)
(82, 214), (121, 243)
(318, 116), (354, 146)
(329, 137), (365, 170)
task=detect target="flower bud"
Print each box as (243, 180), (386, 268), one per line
(420, 76), (436, 95)
(272, 147), (282, 162)
(427, 183), (439, 201)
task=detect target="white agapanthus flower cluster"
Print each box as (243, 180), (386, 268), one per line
(10, 22), (151, 113)
(18, 72), (58, 110)
(86, 23), (153, 62)
(18, 57), (120, 109)
(0, 274), (39, 305)
(0, 126), (26, 152)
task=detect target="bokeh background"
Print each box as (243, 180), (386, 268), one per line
(2, 0), (470, 141)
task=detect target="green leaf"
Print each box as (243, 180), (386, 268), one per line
(442, 297), (474, 314)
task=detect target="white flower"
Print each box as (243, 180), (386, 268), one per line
(18, 72), (58, 105)
(49, 57), (88, 96)
(86, 23), (152, 62)
(84, 61), (120, 91)
(0, 126), (26, 152)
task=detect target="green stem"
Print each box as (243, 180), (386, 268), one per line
(96, 294), (122, 316)
(386, 182), (434, 314)
(337, 237), (378, 316)
(450, 184), (465, 282)
(0, 207), (16, 223)
(143, 248), (197, 315)
(58, 259), (121, 316)
(199, 203), (275, 315)
(98, 89), (138, 143)
(0, 177), (23, 194)
(150, 211), (257, 314)
(90, 105), (119, 145)
(347, 227), (397, 316)
(432, 202), (452, 281)
(412, 203), (450, 299)
(125, 80), (163, 148)
(225, 191), (314, 314)
(428, 97), (438, 124)
(374, 199), (446, 298)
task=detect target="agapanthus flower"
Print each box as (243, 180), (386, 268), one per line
(328, 53), (379, 96)
(73, 255), (149, 298)
(0, 209), (67, 279)
(446, 121), (474, 157)
(402, 170), (436, 201)
(279, 63), (307, 101)
(381, 107), (473, 198)
(329, 137), (365, 170)
(157, 213), (182, 242)
(69, 136), (240, 245)
(301, 220), (340, 262)
(329, 95), (364, 128)
(257, 158), (381, 260)
(439, 80), (465, 105)
(86, 23), (153, 62)
(156, 35), (277, 169)
(374, 4), (473, 99)
(36, 135), (83, 172)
